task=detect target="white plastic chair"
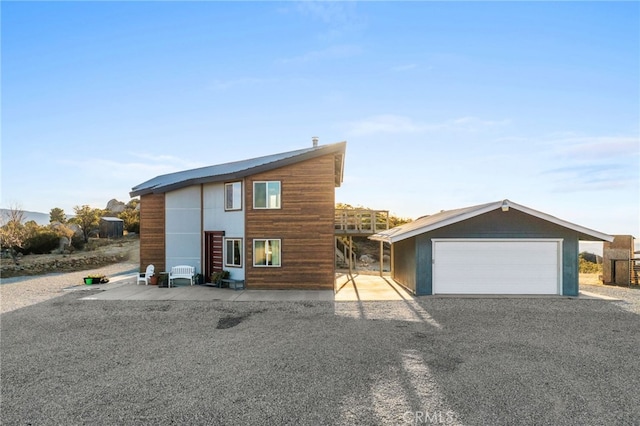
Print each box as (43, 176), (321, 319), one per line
(137, 264), (155, 285)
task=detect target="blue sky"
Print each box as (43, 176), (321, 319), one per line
(2, 1), (638, 239)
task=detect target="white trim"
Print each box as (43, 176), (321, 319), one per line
(253, 181), (282, 210)
(253, 238), (282, 267)
(432, 238), (563, 295)
(371, 199), (613, 244)
(224, 237), (243, 268)
(224, 181), (242, 211)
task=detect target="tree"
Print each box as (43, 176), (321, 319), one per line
(49, 207), (67, 223)
(118, 208), (140, 233)
(70, 205), (103, 243)
(0, 204), (27, 263)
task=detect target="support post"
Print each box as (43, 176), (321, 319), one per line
(379, 240), (384, 277)
(391, 243), (394, 277)
(348, 236), (353, 276)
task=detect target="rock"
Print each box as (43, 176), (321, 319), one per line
(59, 236), (70, 252)
(106, 199), (126, 213)
(382, 254), (390, 261)
(359, 254), (375, 263)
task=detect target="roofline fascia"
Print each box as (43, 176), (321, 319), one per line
(380, 202), (502, 244)
(507, 201), (614, 242)
(370, 199), (615, 244)
(130, 141), (346, 197)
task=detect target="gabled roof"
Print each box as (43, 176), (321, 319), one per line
(130, 141), (346, 197)
(370, 199), (614, 243)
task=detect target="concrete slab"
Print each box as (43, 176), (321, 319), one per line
(80, 274), (412, 303)
(579, 290), (621, 301)
(334, 273), (414, 302)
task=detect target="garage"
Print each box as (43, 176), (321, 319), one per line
(432, 239), (561, 295)
(370, 200), (613, 296)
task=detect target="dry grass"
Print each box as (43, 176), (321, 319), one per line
(579, 273), (602, 286)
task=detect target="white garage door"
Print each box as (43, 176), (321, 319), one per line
(432, 239), (561, 295)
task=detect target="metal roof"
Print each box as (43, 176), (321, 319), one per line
(370, 199), (614, 243)
(100, 217), (124, 222)
(130, 141), (346, 197)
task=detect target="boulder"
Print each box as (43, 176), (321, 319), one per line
(359, 254), (375, 263)
(106, 199), (126, 213)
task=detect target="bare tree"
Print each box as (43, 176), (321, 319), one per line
(0, 203), (27, 264)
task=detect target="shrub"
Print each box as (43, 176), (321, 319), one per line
(579, 254), (602, 274)
(22, 229), (59, 254)
(71, 234), (85, 250)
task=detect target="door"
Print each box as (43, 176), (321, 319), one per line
(432, 239), (561, 295)
(204, 231), (225, 283)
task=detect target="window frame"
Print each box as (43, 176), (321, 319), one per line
(224, 238), (243, 268)
(224, 181), (243, 211)
(253, 239), (282, 267)
(253, 181), (281, 209)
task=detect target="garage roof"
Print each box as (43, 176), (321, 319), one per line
(370, 199), (614, 243)
(130, 141), (346, 197)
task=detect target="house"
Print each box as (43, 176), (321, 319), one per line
(370, 200), (613, 296)
(130, 141), (346, 289)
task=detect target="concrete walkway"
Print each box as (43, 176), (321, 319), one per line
(334, 272), (414, 301)
(76, 272), (414, 302)
(75, 272), (616, 304)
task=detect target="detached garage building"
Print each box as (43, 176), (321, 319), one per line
(370, 200), (613, 296)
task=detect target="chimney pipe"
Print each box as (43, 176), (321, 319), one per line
(312, 136), (319, 147)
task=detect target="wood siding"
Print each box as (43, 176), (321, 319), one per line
(245, 154), (337, 289)
(139, 193), (166, 273)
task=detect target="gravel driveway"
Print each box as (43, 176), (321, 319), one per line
(2, 287), (639, 425)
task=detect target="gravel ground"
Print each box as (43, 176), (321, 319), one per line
(1, 289), (639, 425)
(581, 283), (640, 315)
(0, 261), (139, 314)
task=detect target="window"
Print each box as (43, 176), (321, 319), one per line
(225, 238), (242, 267)
(225, 182), (242, 211)
(253, 239), (281, 267)
(253, 181), (281, 209)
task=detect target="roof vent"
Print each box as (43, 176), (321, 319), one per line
(312, 136), (319, 147)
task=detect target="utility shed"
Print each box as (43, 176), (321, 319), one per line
(603, 235), (638, 286)
(99, 217), (124, 239)
(370, 200), (613, 296)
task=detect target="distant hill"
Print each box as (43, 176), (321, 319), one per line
(0, 209), (50, 225)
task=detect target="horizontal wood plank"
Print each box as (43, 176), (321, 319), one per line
(246, 154), (337, 289)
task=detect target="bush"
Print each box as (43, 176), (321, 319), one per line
(71, 234), (86, 250)
(579, 254), (602, 274)
(22, 229), (59, 254)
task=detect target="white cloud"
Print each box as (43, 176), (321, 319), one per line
(345, 114), (509, 136)
(391, 64), (418, 72)
(294, 1), (364, 41)
(207, 77), (275, 91)
(541, 135), (639, 193)
(346, 114), (424, 136)
(552, 136), (639, 160)
(280, 44), (362, 64)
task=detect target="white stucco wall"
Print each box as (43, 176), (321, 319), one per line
(203, 182), (245, 280)
(165, 186), (201, 273)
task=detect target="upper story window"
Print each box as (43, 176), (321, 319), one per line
(253, 181), (281, 209)
(225, 182), (242, 211)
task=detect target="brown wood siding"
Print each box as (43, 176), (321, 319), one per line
(245, 154), (336, 289)
(139, 193), (166, 273)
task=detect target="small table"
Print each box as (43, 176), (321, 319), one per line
(220, 278), (245, 291)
